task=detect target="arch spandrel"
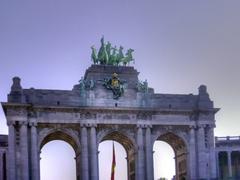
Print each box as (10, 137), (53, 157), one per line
(38, 128), (80, 155)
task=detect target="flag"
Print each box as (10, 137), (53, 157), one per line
(111, 142), (116, 180)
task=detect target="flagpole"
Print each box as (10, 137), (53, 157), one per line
(111, 141), (116, 180)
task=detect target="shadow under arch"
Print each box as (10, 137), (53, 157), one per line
(98, 130), (136, 180)
(154, 132), (188, 180)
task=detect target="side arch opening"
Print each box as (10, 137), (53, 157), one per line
(40, 140), (76, 180)
(154, 132), (188, 180)
(39, 130), (80, 180)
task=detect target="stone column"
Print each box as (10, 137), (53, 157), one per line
(20, 121), (29, 180)
(145, 125), (153, 180)
(189, 126), (197, 179)
(90, 124), (98, 180)
(215, 151), (220, 179)
(227, 151), (232, 178)
(136, 125), (145, 180)
(7, 121), (16, 180)
(80, 124), (89, 180)
(37, 150), (41, 180)
(30, 122), (39, 180)
(208, 125), (217, 179)
(0, 150), (3, 180)
(197, 125), (207, 179)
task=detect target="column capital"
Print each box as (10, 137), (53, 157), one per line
(19, 121), (28, 126)
(80, 123), (89, 128)
(137, 124), (152, 129)
(89, 123), (97, 128)
(208, 124), (216, 129)
(227, 150), (232, 155)
(189, 125), (197, 130)
(137, 124), (145, 128)
(145, 124), (152, 129)
(7, 121), (16, 126)
(29, 121), (37, 127)
(198, 124), (206, 129)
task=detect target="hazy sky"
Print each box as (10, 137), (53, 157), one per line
(1, 1), (240, 179)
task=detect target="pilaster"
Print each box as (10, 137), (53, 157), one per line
(189, 125), (197, 179)
(80, 124), (89, 180)
(0, 150), (3, 180)
(215, 151), (220, 179)
(7, 121), (16, 180)
(136, 124), (145, 180)
(90, 124), (98, 180)
(19, 121), (29, 180)
(227, 151), (232, 178)
(197, 124), (207, 179)
(145, 125), (153, 180)
(208, 125), (217, 179)
(30, 122), (39, 180)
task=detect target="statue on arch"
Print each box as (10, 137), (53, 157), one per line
(91, 37), (135, 66)
(120, 48), (134, 66)
(91, 45), (98, 64)
(97, 36), (105, 64)
(116, 46), (124, 66)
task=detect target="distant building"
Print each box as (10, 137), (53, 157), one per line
(0, 135), (7, 180)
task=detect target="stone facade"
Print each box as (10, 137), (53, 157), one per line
(0, 64), (225, 180)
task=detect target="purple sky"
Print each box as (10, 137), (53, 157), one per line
(1, 1), (240, 179)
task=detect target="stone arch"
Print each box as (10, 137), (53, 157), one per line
(152, 130), (189, 151)
(153, 130), (189, 180)
(38, 128), (80, 155)
(97, 128), (137, 180)
(97, 128), (136, 151)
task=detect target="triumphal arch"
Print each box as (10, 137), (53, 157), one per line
(2, 39), (218, 180)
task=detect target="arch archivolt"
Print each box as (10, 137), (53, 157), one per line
(152, 127), (189, 151)
(97, 126), (136, 152)
(38, 127), (80, 154)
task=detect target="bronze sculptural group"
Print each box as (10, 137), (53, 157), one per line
(91, 37), (134, 66)
(99, 73), (126, 99)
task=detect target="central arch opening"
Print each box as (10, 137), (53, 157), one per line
(99, 140), (127, 180)
(98, 130), (136, 180)
(40, 140), (76, 180)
